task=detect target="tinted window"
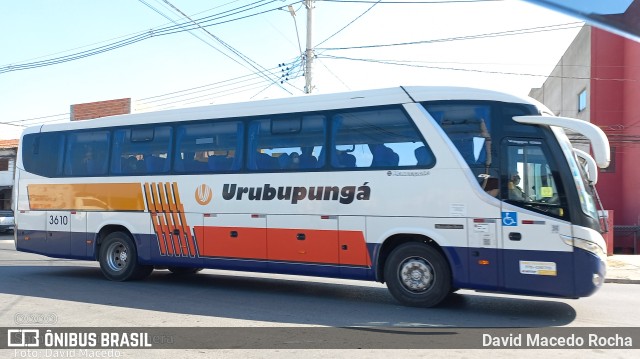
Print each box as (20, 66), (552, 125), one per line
(330, 108), (432, 169)
(175, 121), (244, 173)
(248, 115), (326, 171)
(423, 103), (492, 168)
(22, 133), (65, 177)
(111, 126), (172, 175)
(63, 131), (110, 176)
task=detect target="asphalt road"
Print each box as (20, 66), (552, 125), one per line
(0, 234), (638, 358)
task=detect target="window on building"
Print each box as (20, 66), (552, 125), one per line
(578, 89), (587, 112)
(0, 159), (8, 171)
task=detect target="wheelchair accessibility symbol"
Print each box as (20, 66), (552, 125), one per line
(502, 212), (518, 226)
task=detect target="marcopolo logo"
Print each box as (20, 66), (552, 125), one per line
(195, 184), (213, 206)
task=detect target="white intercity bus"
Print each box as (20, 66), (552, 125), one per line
(13, 86), (610, 307)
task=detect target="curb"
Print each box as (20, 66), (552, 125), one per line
(605, 278), (640, 284)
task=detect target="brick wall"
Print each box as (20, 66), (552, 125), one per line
(70, 98), (131, 121)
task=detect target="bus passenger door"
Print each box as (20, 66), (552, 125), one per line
(45, 211), (70, 256)
(500, 139), (575, 296)
(467, 218), (499, 289)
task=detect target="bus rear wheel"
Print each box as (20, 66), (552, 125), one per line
(384, 242), (451, 307)
(99, 232), (153, 281)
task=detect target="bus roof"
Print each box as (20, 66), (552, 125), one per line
(25, 86), (537, 135)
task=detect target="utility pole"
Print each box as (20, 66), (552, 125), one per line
(304, 0), (314, 94)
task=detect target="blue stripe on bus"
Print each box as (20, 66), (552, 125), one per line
(16, 230), (603, 298)
(443, 246), (604, 298)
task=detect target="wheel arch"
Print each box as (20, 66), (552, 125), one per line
(93, 224), (134, 260)
(375, 232), (452, 284)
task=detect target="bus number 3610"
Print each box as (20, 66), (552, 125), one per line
(48, 215), (69, 226)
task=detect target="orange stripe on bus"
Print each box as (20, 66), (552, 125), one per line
(198, 226), (267, 259)
(146, 183), (159, 213)
(27, 183), (145, 211)
(267, 228), (339, 264)
(178, 212), (197, 257)
(146, 182), (197, 257)
(151, 214), (167, 255)
(152, 183), (163, 214)
(158, 214), (174, 256)
(154, 183), (166, 213)
(338, 231), (372, 266)
(172, 182), (185, 213)
(193, 226), (370, 267)
(143, 183), (155, 213)
(170, 212), (187, 256)
(165, 182), (177, 213)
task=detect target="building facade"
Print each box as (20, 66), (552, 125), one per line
(530, 25), (640, 253)
(0, 139), (19, 210)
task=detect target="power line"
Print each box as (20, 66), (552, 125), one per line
(287, 5), (304, 57)
(157, 0), (291, 94)
(137, 74), (271, 106)
(319, 54), (635, 81)
(317, 22), (584, 50)
(137, 0), (261, 75)
(316, 0), (381, 47)
(136, 57), (302, 108)
(2, 114), (70, 128)
(0, 0), (290, 75)
(316, 57), (351, 90)
(142, 79), (270, 108)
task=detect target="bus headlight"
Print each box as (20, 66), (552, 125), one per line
(573, 237), (606, 258)
(593, 273), (603, 287)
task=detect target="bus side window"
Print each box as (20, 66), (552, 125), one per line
(110, 126), (172, 175)
(64, 131), (110, 176)
(422, 103), (492, 169)
(22, 133), (66, 177)
(175, 121), (243, 174)
(330, 108), (433, 169)
(248, 115), (326, 171)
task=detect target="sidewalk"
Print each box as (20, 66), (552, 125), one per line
(606, 255), (640, 284)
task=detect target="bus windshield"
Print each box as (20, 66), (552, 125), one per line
(551, 126), (599, 220)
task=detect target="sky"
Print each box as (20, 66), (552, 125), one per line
(0, 0), (587, 140)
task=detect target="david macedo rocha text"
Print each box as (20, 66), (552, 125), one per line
(483, 333), (632, 348)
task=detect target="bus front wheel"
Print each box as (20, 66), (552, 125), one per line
(384, 242), (451, 307)
(99, 232), (153, 281)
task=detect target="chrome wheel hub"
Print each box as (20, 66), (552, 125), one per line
(106, 241), (128, 272)
(399, 258), (433, 292)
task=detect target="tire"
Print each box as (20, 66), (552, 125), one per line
(384, 242), (451, 307)
(168, 267), (203, 275)
(99, 231), (153, 281)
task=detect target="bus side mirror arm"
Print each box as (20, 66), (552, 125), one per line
(574, 148), (598, 185)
